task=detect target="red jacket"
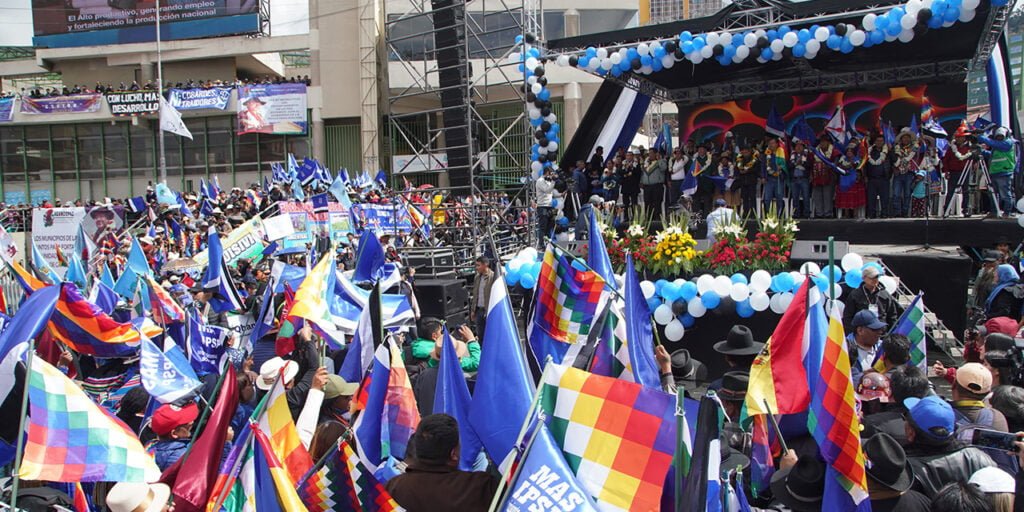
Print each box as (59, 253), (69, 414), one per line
(942, 142), (970, 174)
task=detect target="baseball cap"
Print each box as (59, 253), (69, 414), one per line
(969, 467), (1016, 494)
(903, 395), (955, 441)
(852, 310), (887, 331)
(324, 375), (359, 399)
(151, 402), (199, 436)
(985, 317), (1019, 337)
(983, 250), (1001, 263)
(257, 357), (299, 391)
(955, 363), (993, 394)
(714, 198), (727, 207)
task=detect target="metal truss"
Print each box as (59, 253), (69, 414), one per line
(606, 60), (971, 106)
(970, 0), (1018, 72)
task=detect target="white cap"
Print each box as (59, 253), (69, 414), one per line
(969, 467), (1016, 494)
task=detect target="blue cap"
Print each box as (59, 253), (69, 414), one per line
(557, 216), (569, 226)
(903, 395), (954, 440)
(852, 309), (887, 330)
(714, 198), (727, 207)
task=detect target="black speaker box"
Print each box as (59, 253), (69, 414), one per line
(415, 278), (470, 319)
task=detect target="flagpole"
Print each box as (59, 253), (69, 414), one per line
(673, 392), (684, 512)
(9, 338), (35, 509)
(827, 236), (836, 304)
(155, 0), (167, 184)
(489, 411), (545, 512)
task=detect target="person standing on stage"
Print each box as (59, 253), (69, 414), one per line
(910, 135), (939, 218)
(618, 150), (641, 214)
(534, 167), (557, 246)
(942, 124), (973, 217)
(762, 137), (788, 215)
(865, 134), (892, 219)
(977, 127), (1017, 218)
(669, 147), (689, 209)
(642, 148), (667, 222)
(891, 128), (920, 218)
(836, 143), (866, 219)
(734, 146), (759, 216)
(789, 140), (812, 219)
(691, 144), (715, 216)
(811, 134), (838, 218)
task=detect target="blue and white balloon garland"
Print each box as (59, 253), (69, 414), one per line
(509, 34), (562, 180)
(550, 0), (998, 75)
(503, 246), (898, 343)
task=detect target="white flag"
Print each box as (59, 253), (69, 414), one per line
(159, 95), (193, 140)
(825, 106), (846, 144)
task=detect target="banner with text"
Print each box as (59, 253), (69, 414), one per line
(20, 94), (103, 115)
(236, 83), (307, 135)
(105, 90), (161, 116)
(182, 216), (266, 274)
(0, 97), (14, 122)
(32, 206), (126, 271)
(169, 87), (233, 111)
(352, 202), (414, 235)
(277, 201), (352, 249)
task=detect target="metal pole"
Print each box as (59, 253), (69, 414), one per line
(156, 0), (167, 184)
(10, 339), (36, 508)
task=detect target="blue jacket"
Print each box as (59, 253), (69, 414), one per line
(152, 439), (189, 471)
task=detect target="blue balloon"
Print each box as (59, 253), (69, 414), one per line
(844, 270), (863, 288)
(828, 25), (837, 35)
(732, 33), (744, 46)
(682, 41), (695, 54)
(840, 40), (854, 53)
(993, 0), (1009, 6)
(812, 275), (829, 292)
(777, 272), (795, 292)
(761, 48), (774, 60)
(505, 268), (520, 286)
(737, 300), (755, 318)
(579, 56), (590, 68)
(681, 313), (695, 328)
(701, 292), (721, 309)
(724, 45), (736, 58)
(647, 297), (663, 312)
(528, 48), (540, 58)
(680, 281), (698, 301)
(530, 261), (542, 277)
(928, 14), (945, 29)
(827, 34), (842, 50)
(640, 55), (653, 67)
(585, 47), (597, 57)
(779, 25), (792, 35)
(518, 63), (526, 72)
(655, 279), (668, 296)
(538, 89), (551, 101)
(797, 28), (811, 43)
(770, 275), (784, 293)
(595, 67), (607, 76)
(717, 55), (731, 66)
(693, 37), (705, 49)
(551, 197), (560, 207)
(820, 264), (842, 281)
(730, 273), (748, 285)
(520, 272), (536, 289)
(653, 47), (666, 59)
(876, 15), (890, 29)
(933, 0), (947, 12)
(793, 43), (806, 58)
(610, 66), (623, 77)
(680, 31), (693, 42)
(662, 282), (681, 301)
(944, 6), (960, 23)
(886, 22), (901, 36)
(515, 35), (524, 44)
(870, 29), (885, 44)
(651, 59), (663, 72)
(551, 123), (560, 132)
(767, 29), (778, 40)
(864, 262), (884, 276)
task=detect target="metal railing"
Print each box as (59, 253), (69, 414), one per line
(876, 259), (962, 356)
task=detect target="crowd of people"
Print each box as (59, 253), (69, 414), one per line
(540, 123), (1018, 239)
(9, 75), (314, 100)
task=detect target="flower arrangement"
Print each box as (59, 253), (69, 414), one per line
(702, 212), (749, 275)
(700, 207), (798, 274)
(647, 211), (699, 276)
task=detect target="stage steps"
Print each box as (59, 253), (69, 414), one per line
(874, 259), (961, 359)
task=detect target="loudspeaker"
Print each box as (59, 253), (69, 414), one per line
(415, 279), (470, 322)
(430, 0), (472, 188)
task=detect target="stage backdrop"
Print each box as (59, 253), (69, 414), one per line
(678, 83), (966, 144)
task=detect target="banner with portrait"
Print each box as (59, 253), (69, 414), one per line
(169, 87), (233, 111)
(276, 201), (353, 249)
(236, 83), (307, 135)
(351, 203), (414, 235)
(0, 97), (14, 122)
(20, 94), (103, 114)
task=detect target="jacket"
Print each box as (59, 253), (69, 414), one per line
(980, 135), (1016, 175)
(152, 439), (189, 471)
(411, 338), (482, 372)
(907, 445), (994, 496)
(385, 460), (499, 512)
(535, 176), (556, 207)
(843, 284), (900, 330)
(641, 159), (666, 185)
(470, 270), (495, 311)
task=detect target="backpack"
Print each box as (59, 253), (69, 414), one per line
(954, 407), (1019, 474)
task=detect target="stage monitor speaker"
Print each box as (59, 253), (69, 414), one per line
(430, 0), (471, 188)
(790, 240), (850, 262)
(415, 278), (470, 321)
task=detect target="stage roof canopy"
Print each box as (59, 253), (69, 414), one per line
(547, 0), (1009, 105)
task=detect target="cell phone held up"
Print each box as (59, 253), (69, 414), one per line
(961, 428), (1023, 453)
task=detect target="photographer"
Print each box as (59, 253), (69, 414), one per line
(942, 124), (974, 217)
(978, 127), (1017, 217)
(534, 167), (558, 246)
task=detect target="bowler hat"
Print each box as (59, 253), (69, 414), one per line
(713, 325), (764, 356)
(863, 432), (914, 492)
(670, 348), (697, 380)
(770, 456), (825, 512)
(718, 371), (749, 401)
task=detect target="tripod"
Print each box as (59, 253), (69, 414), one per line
(942, 155), (1003, 219)
(908, 168), (948, 253)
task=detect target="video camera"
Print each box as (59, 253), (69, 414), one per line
(984, 337), (1024, 388)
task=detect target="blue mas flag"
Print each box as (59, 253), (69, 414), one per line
(64, 252), (88, 290)
(793, 114), (816, 145)
(374, 170), (388, 189)
(502, 424), (597, 511)
(624, 254), (660, 389)
(127, 196), (148, 213)
(202, 227), (244, 313)
(187, 311), (228, 375)
(139, 336), (202, 404)
(766, 103), (786, 138)
(291, 177), (306, 201)
(30, 240), (59, 284)
(90, 280), (119, 315)
(311, 193), (330, 214)
(113, 238), (151, 298)
(100, 263), (116, 289)
(352, 232), (386, 282)
(469, 280), (535, 464)
(433, 326), (483, 471)
(586, 209), (616, 291)
(0, 286), (57, 404)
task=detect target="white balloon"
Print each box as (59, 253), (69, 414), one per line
(640, 65), (653, 74)
(771, 51), (783, 61)
(527, 75), (538, 85)
(750, 292), (770, 312)
(637, 42), (651, 56)
(713, 275), (733, 297)
(640, 280), (656, 299)
(863, 13), (877, 31)
(528, 109), (540, 120)
(547, 142), (558, 152)
(596, 47), (608, 59)
(530, 161), (542, 173)
(696, 274), (715, 295)
(898, 29), (915, 43)
(556, 54), (569, 67)
(736, 45), (750, 59)
(700, 45), (714, 58)
(790, 272), (806, 288)
(831, 283), (843, 299)
(1018, 215), (1024, 229)
(963, 0), (980, 9)
(654, 304), (674, 325)
(531, 83), (542, 94)
(770, 39), (785, 53)
(610, 52), (623, 65)
(799, 262), (821, 276)
(690, 53), (704, 64)
(688, 298), (707, 318)
(732, 54), (744, 64)
(769, 293), (787, 314)
(673, 278), (687, 287)
(706, 33), (720, 46)
(779, 292), (795, 310)
(586, 58), (600, 70)
(807, 286), (823, 306)
(885, 32), (899, 42)
(841, 253), (864, 272)
(960, 8), (976, 23)
(815, 26), (831, 41)
(1016, 197), (1024, 213)
(662, 55), (675, 68)
(906, 0), (923, 16)
(509, 52), (522, 63)
(900, 13), (917, 30)
(782, 32), (799, 48)
(545, 114), (557, 123)
(750, 270), (772, 293)
(525, 57), (539, 70)
(744, 32), (758, 47)
(850, 30), (866, 46)
(879, 275), (899, 295)
(755, 29), (766, 38)
(650, 41), (663, 55)
(805, 39), (821, 54)
(600, 58), (613, 70)
(922, 0), (934, 6)
(804, 50), (817, 60)
(537, 147), (547, 155)
(665, 319), (686, 341)
(730, 282), (750, 302)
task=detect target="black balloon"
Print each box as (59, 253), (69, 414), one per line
(526, 92), (537, 102)
(671, 300), (687, 316)
(568, 55), (579, 66)
(835, 23), (847, 36)
(539, 77), (548, 86)
(535, 129), (546, 139)
(712, 296), (735, 317)
(782, 47), (793, 58)
(537, 154), (547, 163)
(548, 151), (557, 161)
(541, 107), (551, 117)
(913, 24), (928, 36)
(757, 36), (769, 48)
(541, 121), (551, 132)
(534, 99), (545, 108)
(631, 58), (642, 70)
(534, 66), (545, 77)
(524, 33), (536, 44)
(673, 48), (685, 59)
(917, 8), (932, 23)
(713, 44), (724, 56)
(540, 138), (550, 147)
(664, 41), (678, 53)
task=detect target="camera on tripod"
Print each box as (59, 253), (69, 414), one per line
(984, 337), (1024, 388)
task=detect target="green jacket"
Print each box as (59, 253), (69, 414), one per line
(411, 337), (481, 372)
(991, 147), (1016, 175)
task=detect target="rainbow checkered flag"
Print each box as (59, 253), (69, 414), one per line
(872, 293), (927, 373)
(299, 440), (403, 512)
(529, 246), (608, 365)
(539, 363), (676, 512)
(19, 357), (160, 483)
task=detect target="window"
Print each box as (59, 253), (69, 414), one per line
(77, 124), (104, 181)
(51, 125), (77, 182)
(131, 121), (156, 182)
(104, 122), (130, 179)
